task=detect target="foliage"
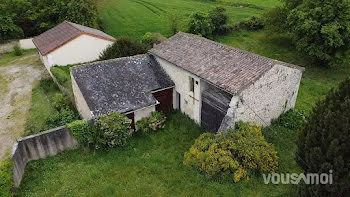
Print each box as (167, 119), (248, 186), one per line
(67, 120), (91, 146)
(0, 0), (98, 38)
(188, 11), (214, 38)
(167, 12), (179, 35)
(51, 93), (72, 111)
(297, 78), (350, 197)
(141, 32), (166, 49)
(0, 157), (13, 197)
(286, 0), (350, 66)
(99, 37), (147, 60)
(46, 109), (78, 129)
(91, 112), (133, 149)
(136, 111), (166, 134)
(51, 66), (71, 86)
(237, 16), (264, 31)
(263, 6), (288, 33)
(184, 121), (278, 182)
(24, 78), (79, 136)
(208, 7), (228, 35)
(17, 111), (303, 196)
(0, 13), (23, 42)
(272, 109), (306, 130)
(13, 45), (22, 56)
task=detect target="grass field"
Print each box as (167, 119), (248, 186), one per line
(0, 50), (36, 67)
(17, 111), (300, 197)
(98, 0), (281, 39)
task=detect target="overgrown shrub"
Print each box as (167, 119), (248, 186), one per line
(46, 109), (77, 128)
(167, 12), (179, 35)
(99, 37), (147, 60)
(67, 120), (91, 145)
(136, 111), (166, 134)
(0, 158), (13, 197)
(208, 7), (228, 35)
(91, 112), (133, 149)
(13, 45), (22, 56)
(272, 109), (306, 130)
(184, 121), (278, 182)
(263, 7), (288, 33)
(50, 66), (71, 86)
(188, 11), (214, 38)
(52, 93), (72, 110)
(141, 32), (166, 49)
(237, 16), (264, 31)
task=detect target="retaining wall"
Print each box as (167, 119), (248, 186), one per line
(11, 126), (78, 187)
(0, 38), (35, 54)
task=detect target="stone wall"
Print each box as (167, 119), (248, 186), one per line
(220, 64), (303, 131)
(0, 38), (35, 54)
(11, 126), (78, 187)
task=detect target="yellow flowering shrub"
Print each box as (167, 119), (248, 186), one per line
(183, 121), (278, 182)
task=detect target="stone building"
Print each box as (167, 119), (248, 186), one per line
(71, 32), (304, 132)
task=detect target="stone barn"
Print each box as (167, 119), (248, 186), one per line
(33, 21), (115, 70)
(149, 32), (304, 132)
(70, 55), (174, 129)
(70, 32), (303, 132)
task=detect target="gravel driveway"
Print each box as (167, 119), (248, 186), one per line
(0, 53), (46, 161)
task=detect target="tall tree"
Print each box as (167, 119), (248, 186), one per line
(297, 78), (350, 197)
(287, 0), (350, 66)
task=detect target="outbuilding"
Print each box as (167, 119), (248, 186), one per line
(70, 55), (174, 129)
(33, 21), (116, 70)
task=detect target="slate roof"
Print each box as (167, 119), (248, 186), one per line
(71, 55), (174, 117)
(150, 32), (303, 94)
(33, 21), (116, 56)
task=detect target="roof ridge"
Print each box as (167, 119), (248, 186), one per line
(64, 21), (83, 33)
(70, 54), (148, 71)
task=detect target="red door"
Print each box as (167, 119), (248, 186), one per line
(153, 88), (173, 113)
(126, 113), (135, 130)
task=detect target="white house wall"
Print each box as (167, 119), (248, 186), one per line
(71, 73), (93, 120)
(46, 34), (113, 68)
(224, 64), (303, 127)
(154, 57), (207, 123)
(134, 105), (156, 126)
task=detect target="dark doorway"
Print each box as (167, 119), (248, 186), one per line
(176, 91), (181, 111)
(153, 88), (173, 113)
(126, 113), (135, 129)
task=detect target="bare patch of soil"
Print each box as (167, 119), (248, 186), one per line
(0, 54), (46, 160)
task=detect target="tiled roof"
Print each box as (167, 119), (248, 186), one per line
(150, 32), (303, 94)
(71, 55), (174, 117)
(33, 21), (116, 56)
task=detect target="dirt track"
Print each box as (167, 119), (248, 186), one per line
(0, 53), (45, 160)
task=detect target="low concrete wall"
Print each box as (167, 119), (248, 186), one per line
(11, 126), (78, 187)
(19, 38), (35, 50)
(0, 38), (35, 54)
(0, 40), (19, 54)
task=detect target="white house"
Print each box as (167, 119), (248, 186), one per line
(71, 32), (304, 132)
(33, 21), (116, 70)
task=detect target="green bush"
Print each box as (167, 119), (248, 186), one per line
(51, 93), (71, 110)
(91, 112), (133, 149)
(46, 109), (78, 128)
(67, 120), (91, 145)
(272, 109), (306, 130)
(188, 11), (214, 38)
(13, 45), (22, 56)
(99, 37), (148, 60)
(136, 111), (166, 134)
(0, 158), (13, 197)
(141, 32), (166, 49)
(208, 7), (228, 35)
(237, 16), (264, 31)
(50, 66), (71, 86)
(184, 122), (278, 182)
(263, 7), (288, 33)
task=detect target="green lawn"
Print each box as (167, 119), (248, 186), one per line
(17, 111), (300, 197)
(98, 0), (281, 39)
(0, 50), (36, 67)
